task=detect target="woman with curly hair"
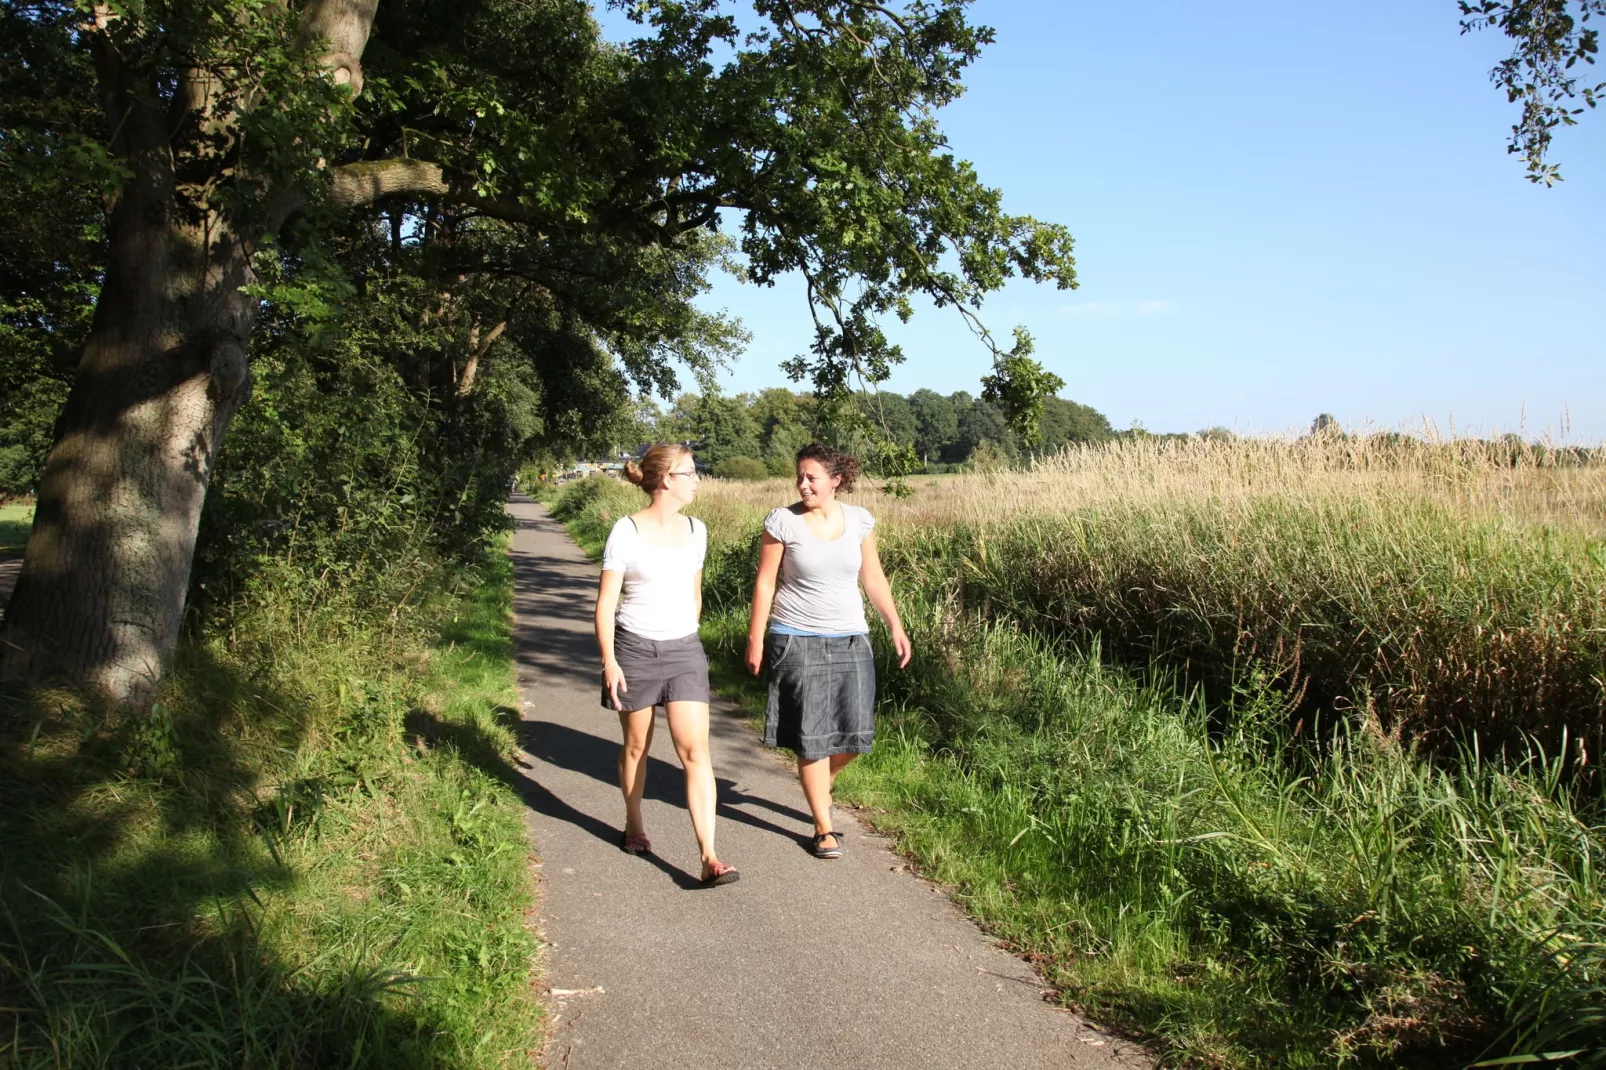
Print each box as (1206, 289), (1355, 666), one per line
(745, 442), (911, 859)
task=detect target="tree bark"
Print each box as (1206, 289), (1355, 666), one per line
(0, 0), (382, 706)
(0, 150), (255, 704)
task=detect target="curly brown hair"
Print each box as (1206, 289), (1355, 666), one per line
(795, 441), (860, 494)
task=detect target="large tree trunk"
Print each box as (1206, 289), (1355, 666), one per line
(0, 0), (384, 707)
(0, 171), (254, 704)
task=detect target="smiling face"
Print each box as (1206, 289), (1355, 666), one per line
(796, 457), (841, 507)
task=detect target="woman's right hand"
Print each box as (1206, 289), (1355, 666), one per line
(744, 636), (764, 677)
(603, 660), (628, 710)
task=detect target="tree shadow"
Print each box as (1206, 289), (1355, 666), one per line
(403, 701), (822, 887)
(517, 719), (812, 842)
(506, 509), (600, 681)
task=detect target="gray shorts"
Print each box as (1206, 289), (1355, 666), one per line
(602, 629), (710, 712)
(762, 632), (876, 759)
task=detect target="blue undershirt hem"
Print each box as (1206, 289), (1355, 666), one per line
(768, 621), (867, 639)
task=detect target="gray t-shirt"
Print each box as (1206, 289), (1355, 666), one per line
(763, 503), (877, 635)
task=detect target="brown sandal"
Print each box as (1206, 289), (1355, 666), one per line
(619, 831), (652, 854)
(701, 860), (740, 887)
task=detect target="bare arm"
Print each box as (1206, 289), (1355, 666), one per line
(745, 533), (786, 675)
(859, 530), (911, 668)
(595, 569), (628, 709)
(693, 568), (704, 623)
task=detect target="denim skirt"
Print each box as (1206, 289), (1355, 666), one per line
(762, 632), (877, 759)
(601, 629), (710, 711)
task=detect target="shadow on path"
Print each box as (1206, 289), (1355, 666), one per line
(507, 510), (597, 681)
(516, 720), (814, 851)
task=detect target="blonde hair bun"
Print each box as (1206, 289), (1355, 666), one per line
(624, 444), (690, 494)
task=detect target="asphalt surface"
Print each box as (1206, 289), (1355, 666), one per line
(507, 497), (1148, 1070)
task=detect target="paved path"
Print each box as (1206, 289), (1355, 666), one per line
(506, 498), (1147, 1070)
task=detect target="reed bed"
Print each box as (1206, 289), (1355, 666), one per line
(697, 433), (1606, 536)
(696, 435), (1606, 758)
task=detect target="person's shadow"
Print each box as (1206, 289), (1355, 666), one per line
(404, 709), (815, 889)
(515, 720), (819, 872)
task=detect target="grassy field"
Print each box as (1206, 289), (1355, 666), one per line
(0, 500), (32, 552)
(0, 550), (544, 1068)
(549, 437), (1606, 1069)
(696, 435), (1606, 755)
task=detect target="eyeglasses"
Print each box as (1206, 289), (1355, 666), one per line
(667, 468), (700, 480)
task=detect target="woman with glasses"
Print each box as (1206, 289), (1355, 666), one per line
(745, 442), (911, 859)
(594, 444), (738, 886)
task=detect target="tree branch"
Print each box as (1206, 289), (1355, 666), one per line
(330, 159), (450, 205)
(327, 159), (558, 238)
(456, 317), (508, 398)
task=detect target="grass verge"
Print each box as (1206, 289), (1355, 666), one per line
(0, 500), (32, 552)
(0, 550), (543, 1068)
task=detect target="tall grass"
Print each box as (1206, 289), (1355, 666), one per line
(697, 435), (1606, 758)
(0, 551), (543, 1068)
(547, 441), (1606, 1068)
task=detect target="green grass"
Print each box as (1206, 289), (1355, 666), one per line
(0, 500), (32, 552)
(546, 475), (1606, 1069)
(837, 601), (1604, 1068)
(0, 550), (544, 1068)
(888, 498), (1606, 760)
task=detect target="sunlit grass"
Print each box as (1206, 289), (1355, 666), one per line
(0, 500), (32, 552)
(697, 435), (1606, 755)
(0, 549), (543, 1068)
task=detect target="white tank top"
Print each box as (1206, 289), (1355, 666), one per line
(602, 515), (707, 640)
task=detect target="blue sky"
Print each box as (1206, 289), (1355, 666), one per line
(595, 2), (1605, 440)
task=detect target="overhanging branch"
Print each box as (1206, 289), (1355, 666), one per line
(327, 159), (549, 233)
(326, 160), (742, 246)
(330, 159), (450, 205)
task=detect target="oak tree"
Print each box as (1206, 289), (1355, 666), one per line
(0, 0), (1076, 704)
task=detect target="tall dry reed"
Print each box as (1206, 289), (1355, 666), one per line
(696, 433), (1606, 758)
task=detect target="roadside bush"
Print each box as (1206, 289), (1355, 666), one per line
(713, 455), (768, 481)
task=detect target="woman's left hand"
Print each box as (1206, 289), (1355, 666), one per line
(891, 629), (912, 669)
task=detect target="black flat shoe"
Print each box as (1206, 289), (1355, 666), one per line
(811, 831), (843, 859)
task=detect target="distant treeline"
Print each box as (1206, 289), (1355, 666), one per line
(636, 388), (1118, 477)
(616, 393), (1604, 480)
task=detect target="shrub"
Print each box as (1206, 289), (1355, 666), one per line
(713, 455), (768, 481)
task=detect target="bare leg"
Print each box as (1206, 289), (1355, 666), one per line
(665, 700), (723, 876)
(828, 751), (857, 788)
(798, 756), (839, 850)
(618, 707), (655, 837)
